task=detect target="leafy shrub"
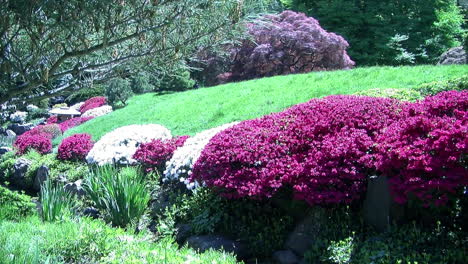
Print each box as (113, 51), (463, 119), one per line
(375, 90), (468, 206)
(58, 134), (94, 161)
(105, 78), (133, 106)
(14, 131), (52, 155)
(131, 72), (153, 94)
(192, 95), (403, 205)
(40, 180), (75, 222)
(416, 75), (468, 96)
(0, 152), (16, 181)
(33, 124), (62, 139)
(58, 116), (93, 133)
(79, 96), (107, 114)
(154, 69), (195, 92)
(354, 88), (423, 101)
(0, 185), (36, 221)
(134, 135), (189, 173)
(84, 166), (150, 227)
(26, 108), (48, 121)
(217, 10), (354, 83)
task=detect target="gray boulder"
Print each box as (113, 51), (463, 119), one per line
(175, 224), (193, 244)
(64, 179), (85, 196)
(363, 175), (391, 232)
(7, 123), (33, 135)
(33, 165), (49, 191)
(186, 235), (248, 259)
(272, 250), (300, 264)
(6, 129), (16, 137)
(0, 147), (12, 156)
(438, 46), (467, 65)
(12, 158), (32, 187)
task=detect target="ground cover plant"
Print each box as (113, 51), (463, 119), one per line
(60, 65), (467, 142)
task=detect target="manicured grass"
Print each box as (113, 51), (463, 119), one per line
(0, 216), (241, 264)
(60, 65), (468, 142)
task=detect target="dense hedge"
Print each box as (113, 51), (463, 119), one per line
(192, 91), (467, 206)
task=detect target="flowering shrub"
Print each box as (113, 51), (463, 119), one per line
(32, 124), (62, 139)
(58, 134), (94, 161)
(376, 91), (468, 206)
(14, 131), (52, 155)
(134, 135), (189, 173)
(216, 11), (354, 83)
(79, 96), (107, 114)
(59, 117), (93, 133)
(70, 102), (85, 112)
(86, 124), (172, 165)
(164, 122), (239, 189)
(192, 96), (403, 204)
(81, 105), (113, 118)
(46, 115), (58, 124)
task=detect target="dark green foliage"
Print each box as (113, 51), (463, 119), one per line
(416, 74), (468, 96)
(0, 185), (36, 221)
(154, 69), (195, 92)
(0, 152), (16, 182)
(66, 85), (105, 105)
(105, 78), (133, 106)
(84, 166), (150, 227)
(26, 108), (48, 121)
(283, 0), (464, 65)
(131, 73), (154, 94)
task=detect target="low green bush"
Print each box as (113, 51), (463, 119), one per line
(0, 216), (240, 264)
(65, 84), (106, 105)
(0, 185), (36, 221)
(353, 88), (423, 101)
(0, 151), (16, 182)
(105, 78), (133, 106)
(131, 72), (154, 94)
(84, 166), (150, 227)
(416, 75), (468, 96)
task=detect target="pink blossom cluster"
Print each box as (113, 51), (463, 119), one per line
(46, 115), (58, 124)
(133, 135), (190, 173)
(58, 134), (94, 161)
(79, 96), (107, 114)
(375, 91), (468, 206)
(14, 130), (52, 155)
(191, 91), (467, 206)
(218, 10), (354, 83)
(59, 117), (93, 133)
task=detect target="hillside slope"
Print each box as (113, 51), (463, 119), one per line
(61, 65), (468, 142)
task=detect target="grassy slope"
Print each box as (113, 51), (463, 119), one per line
(61, 65), (468, 142)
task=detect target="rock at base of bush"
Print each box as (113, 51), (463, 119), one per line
(33, 165), (49, 191)
(272, 250), (300, 264)
(363, 175), (391, 232)
(64, 179), (85, 197)
(285, 209), (327, 257)
(175, 224), (192, 244)
(13, 158), (32, 187)
(82, 207), (100, 219)
(7, 123), (34, 136)
(438, 46), (467, 65)
(5, 129), (16, 137)
(0, 147), (12, 156)
(186, 235), (248, 259)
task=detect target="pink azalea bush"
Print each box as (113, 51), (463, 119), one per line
(191, 91), (467, 207)
(205, 10), (354, 84)
(134, 135), (190, 173)
(192, 95), (403, 205)
(14, 131), (52, 155)
(59, 117), (93, 133)
(58, 134), (94, 161)
(79, 96), (107, 114)
(46, 115), (58, 124)
(32, 124), (62, 139)
(375, 91), (468, 206)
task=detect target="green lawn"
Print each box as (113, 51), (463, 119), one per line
(60, 65), (468, 142)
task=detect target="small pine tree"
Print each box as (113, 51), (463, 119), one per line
(105, 78), (132, 106)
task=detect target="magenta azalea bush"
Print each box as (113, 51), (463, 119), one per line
(375, 91), (468, 206)
(191, 91), (467, 206)
(59, 117), (93, 133)
(58, 134), (94, 161)
(46, 115), (58, 124)
(79, 96), (107, 114)
(218, 10), (354, 83)
(14, 131), (52, 155)
(134, 135), (190, 173)
(33, 124), (62, 139)
(192, 96), (403, 205)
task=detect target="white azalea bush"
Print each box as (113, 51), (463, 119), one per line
(81, 105), (113, 118)
(86, 124), (172, 165)
(164, 122), (239, 189)
(9, 111), (28, 123)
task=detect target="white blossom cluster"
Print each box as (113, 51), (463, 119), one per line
(26, 104), (39, 112)
(81, 105), (113, 118)
(164, 122), (239, 190)
(86, 124), (172, 166)
(70, 102), (85, 112)
(9, 111), (28, 123)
